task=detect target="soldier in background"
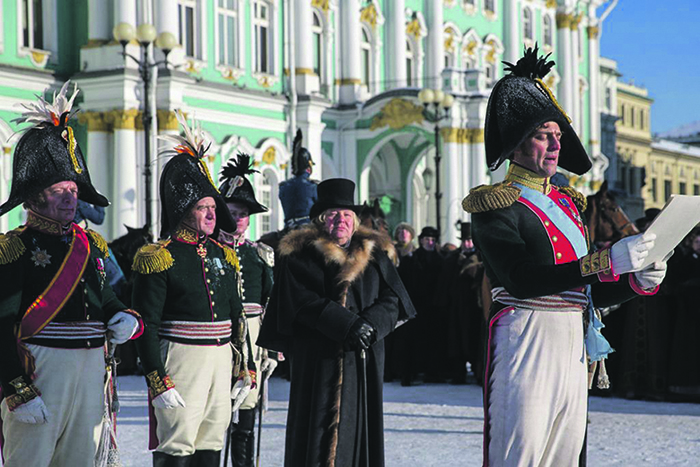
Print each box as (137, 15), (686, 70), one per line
(218, 154), (275, 467)
(132, 112), (245, 467)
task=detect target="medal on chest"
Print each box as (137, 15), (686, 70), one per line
(558, 198), (582, 223)
(196, 243), (207, 259)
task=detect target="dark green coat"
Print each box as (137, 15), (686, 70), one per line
(235, 240), (273, 307)
(0, 216), (126, 397)
(132, 228), (243, 383)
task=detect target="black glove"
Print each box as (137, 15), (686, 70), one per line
(343, 319), (376, 351)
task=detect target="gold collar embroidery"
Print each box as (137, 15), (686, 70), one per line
(26, 210), (71, 236)
(506, 164), (551, 194)
(173, 224), (202, 244)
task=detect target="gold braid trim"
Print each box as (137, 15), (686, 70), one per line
(556, 186), (588, 213)
(66, 126), (83, 174)
(146, 371), (176, 398)
(86, 229), (110, 257)
(210, 239), (240, 272)
(462, 183), (522, 213)
(0, 229), (26, 265)
(199, 160), (220, 193)
(6, 377), (41, 411)
(536, 78), (572, 123)
(132, 240), (174, 274)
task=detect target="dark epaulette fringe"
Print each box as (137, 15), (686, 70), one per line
(462, 182), (521, 213)
(210, 239), (241, 272)
(0, 229), (26, 265)
(132, 240), (174, 274)
(557, 186), (587, 213)
(86, 229), (110, 257)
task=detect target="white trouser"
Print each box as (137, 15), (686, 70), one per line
(155, 341), (232, 456)
(1, 344), (105, 467)
(240, 315), (263, 410)
(488, 308), (587, 467)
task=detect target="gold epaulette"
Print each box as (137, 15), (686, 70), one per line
(86, 229), (110, 258)
(210, 239), (241, 272)
(556, 186), (588, 213)
(462, 182), (522, 213)
(255, 241), (275, 268)
(132, 240), (173, 274)
(0, 227), (27, 265)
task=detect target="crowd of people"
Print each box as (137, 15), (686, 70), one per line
(0, 46), (692, 467)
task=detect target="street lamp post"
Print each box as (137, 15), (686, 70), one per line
(418, 88), (455, 241)
(113, 23), (178, 232)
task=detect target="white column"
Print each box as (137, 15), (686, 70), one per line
(87, 0), (109, 42)
(425, 0), (444, 89)
(155, 0), (178, 34)
(339, 0), (361, 104)
(470, 133), (488, 189)
(570, 21), (581, 131)
(587, 21), (601, 165)
(295, 0), (319, 95)
(442, 140), (462, 244)
(386, 0), (406, 89)
(114, 0), (137, 27)
(556, 12), (574, 118)
(504, 0), (520, 64)
(111, 120), (139, 239)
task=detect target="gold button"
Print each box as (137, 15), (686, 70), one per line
(210, 291), (214, 295)
(205, 268), (209, 272)
(552, 236), (558, 242)
(556, 252), (562, 259)
(212, 301), (215, 306)
(87, 341), (91, 348)
(544, 221), (550, 227)
(207, 279), (211, 283)
(85, 302), (89, 307)
(214, 313), (218, 318)
(81, 278), (85, 283)
(86, 315), (90, 320)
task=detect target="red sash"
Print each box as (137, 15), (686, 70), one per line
(15, 225), (90, 373)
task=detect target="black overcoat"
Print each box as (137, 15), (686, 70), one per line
(258, 224), (415, 467)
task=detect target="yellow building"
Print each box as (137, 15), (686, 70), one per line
(648, 140), (700, 209)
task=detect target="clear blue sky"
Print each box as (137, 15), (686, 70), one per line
(598, 0), (700, 134)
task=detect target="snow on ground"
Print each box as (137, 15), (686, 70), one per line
(115, 375), (700, 466)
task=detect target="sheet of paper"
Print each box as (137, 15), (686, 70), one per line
(640, 195), (700, 270)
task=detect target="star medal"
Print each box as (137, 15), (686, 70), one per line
(95, 258), (106, 289)
(196, 243), (207, 259)
(559, 198), (582, 223)
(31, 248), (52, 267)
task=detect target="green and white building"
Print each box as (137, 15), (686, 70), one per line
(0, 0), (615, 244)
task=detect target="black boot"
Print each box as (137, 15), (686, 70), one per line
(191, 450), (221, 467)
(229, 409), (256, 467)
(153, 451), (193, 467)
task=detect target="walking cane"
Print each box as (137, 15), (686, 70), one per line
(223, 423), (233, 466)
(359, 349), (370, 467)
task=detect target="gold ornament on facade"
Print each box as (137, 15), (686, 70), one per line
(311, 0), (329, 13)
(3, 146), (11, 156)
(556, 12), (572, 29)
(370, 98), (424, 131)
(262, 146), (276, 165)
(546, 0), (557, 8)
(464, 40), (478, 57)
(360, 3), (378, 31)
(440, 128), (484, 144)
(570, 13), (583, 30)
(444, 33), (455, 53)
(406, 18), (422, 40)
(157, 110), (180, 131)
(29, 50), (49, 68)
(587, 26), (600, 39)
(104, 109), (140, 130)
(77, 111), (109, 132)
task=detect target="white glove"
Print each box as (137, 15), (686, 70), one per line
(610, 233), (656, 274)
(633, 261), (668, 290)
(11, 397), (50, 424)
(152, 388), (186, 409)
(261, 358), (278, 378)
(107, 312), (140, 344)
(231, 376), (253, 412)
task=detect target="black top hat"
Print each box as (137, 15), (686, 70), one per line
(484, 45), (591, 175)
(0, 82), (108, 216)
(459, 222), (472, 240)
(419, 226), (439, 239)
(292, 129), (314, 176)
(219, 154), (268, 215)
(309, 178), (360, 219)
(157, 111), (235, 238)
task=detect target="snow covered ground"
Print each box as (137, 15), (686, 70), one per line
(113, 375), (700, 466)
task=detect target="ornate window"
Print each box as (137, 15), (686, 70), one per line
(258, 170), (276, 234)
(20, 0), (43, 50)
(523, 7), (534, 41)
(462, 29), (482, 70)
(312, 10), (323, 76)
(444, 26), (460, 68)
(543, 15), (553, 48)
(484, 0), (496, 16)
(483, 35), (504, 87)
(360, 25), (372, 89)
(253, 0), (272, 74)
(216, 0), (240, 67)
(178, 0), (202, 59)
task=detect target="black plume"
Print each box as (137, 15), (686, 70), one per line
(220, 153), (258, 181)
(502, 44), (554, 80)
(293, 129), (302, 157)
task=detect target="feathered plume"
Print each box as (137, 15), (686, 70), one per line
(502, 44), (554, 80)
(220, 154), (258, 199)
(157, 109), (211, 159)
(13, 81), (80, 128)
(292, 128), (303, 175)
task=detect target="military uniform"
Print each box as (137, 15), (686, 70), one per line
(133, 225), (243, 457)
(463, 48), (665, 467)
(0, 82), (141, 467)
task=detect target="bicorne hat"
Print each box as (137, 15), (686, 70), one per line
(219, 154), (268, 215)
(309, 178), (360, 220)
(484, 45), (592, 175)
(157, 110), (235, 238)
(291, 129), (314, 176)
(0, 82), (108, 216)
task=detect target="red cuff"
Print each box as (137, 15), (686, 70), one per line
(629, 274), (659, 296)
(121, 309), (145, 339)
(597, 269), (619, 282)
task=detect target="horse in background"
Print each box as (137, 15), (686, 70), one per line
(359, 198), (389, 234)
(584, 181), (640, 248)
